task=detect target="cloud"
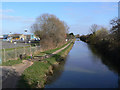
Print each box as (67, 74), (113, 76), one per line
(66, 67), (96, 74)
(0, 9), (14, 13)
(1, 14), (22, 21)
(23, 18), (35, 23)
(1, 14), (35, 23)
(0, 9), (35, 23)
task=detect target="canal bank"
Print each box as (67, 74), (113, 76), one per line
(45, 39), (118, 88)
(17, 39), (75, 88)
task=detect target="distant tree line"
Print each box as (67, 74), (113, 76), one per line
(75, 34), (80, 38)
(66, 33), (75, 39)
(80, 17), (120, 61)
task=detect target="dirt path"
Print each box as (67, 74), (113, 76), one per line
(2, 41), (72, 88)
(2, 60), (33, 88)
(52, 41), (71, 54)
(12, 60), (33, 75)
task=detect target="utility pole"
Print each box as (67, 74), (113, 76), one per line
(24, 29), (27, 44)
(3, 48), (5, 62)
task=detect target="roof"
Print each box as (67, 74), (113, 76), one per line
(9, 34), (23, 37)
(0, 36), (3, 38)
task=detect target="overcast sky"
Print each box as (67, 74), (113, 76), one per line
(1, 2), (118, 35)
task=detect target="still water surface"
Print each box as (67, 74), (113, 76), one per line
(45, 39), (118, 88)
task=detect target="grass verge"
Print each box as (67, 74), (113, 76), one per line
(42, 40), (71, 54)
(17, 39), (75, 88)
(1, 59), (22, 66)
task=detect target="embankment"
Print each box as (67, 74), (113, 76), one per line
(17, 39), (75, 88)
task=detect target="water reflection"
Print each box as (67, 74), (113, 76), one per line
(45, 40), (118, 88)
(87, 44), (119, 88)
(65, 67), (96, 74)
(46, 57), (67, 85)
(87, 44), (119, 75)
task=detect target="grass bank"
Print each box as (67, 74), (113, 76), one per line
(43, 40), (71, 54)
(17, 39), (75, 88)
(36, 40), (71, 56)
(1, 56), (31, 66)
(0, 59), (22, 66)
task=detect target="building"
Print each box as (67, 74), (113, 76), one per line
(24, 34), (31, 40)
(0, 35), (3, 39)
(3, 34), (8, 39)
(9, 34), (23, 40)
(2, 33), (40, 41)
(30, 34), (40, 40)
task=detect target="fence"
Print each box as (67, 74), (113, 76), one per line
(2, 45), (41, 62)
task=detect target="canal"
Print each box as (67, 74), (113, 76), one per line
(45, 39), (118, 88)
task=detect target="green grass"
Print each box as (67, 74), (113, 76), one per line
(1, 59), (22, 66)
(42, 41), (71, 54)
(1, 56), (31, 66)
(25, 56), (31, 60)
(17, 40), (75, 88)
(18, 61), (51, 88)
(34, 52), (46, 57)
(34, 41), (71, 57)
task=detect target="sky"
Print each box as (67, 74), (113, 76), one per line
(1, 2), (118, 35)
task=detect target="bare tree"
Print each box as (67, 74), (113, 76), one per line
(31, 13), (69, 49)
(90, 24), (99, 34)
(110, 17), (120, 41)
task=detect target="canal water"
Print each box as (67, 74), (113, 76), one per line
(45, 39), (118, 88)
